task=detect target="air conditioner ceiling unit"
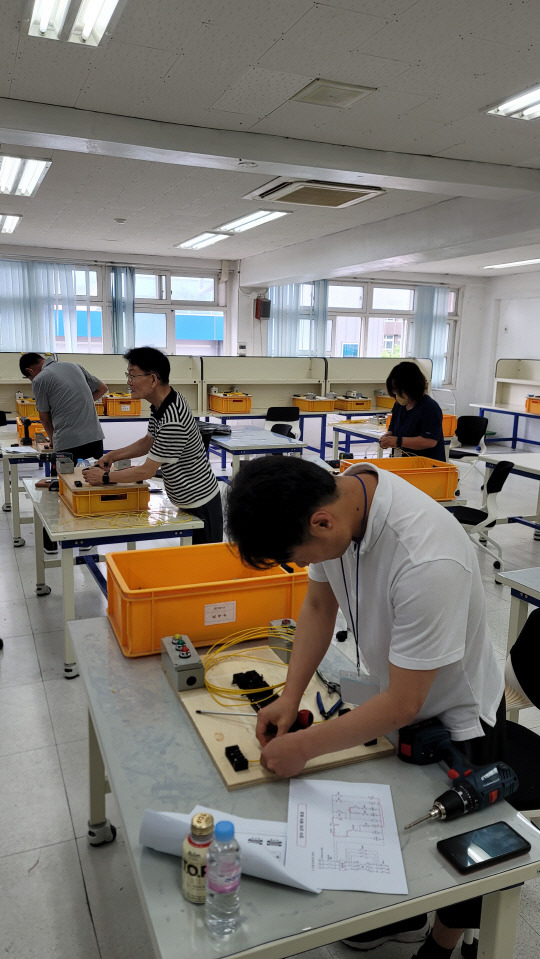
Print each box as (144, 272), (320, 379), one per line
(245, 179), (385, 208)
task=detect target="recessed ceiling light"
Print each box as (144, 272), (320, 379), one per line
(0, 214), (22, 234)
(291, 79), (377, 109)
(177, 233), (228, 250)
(217, 211), (289, 233)
(483, 258), (540, 269)
(485, 84), (540, 120)
(28, 0), (126, 46)
(0, 157), (51, 196)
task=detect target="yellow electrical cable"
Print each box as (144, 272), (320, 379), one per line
(202, 625), (295, 708)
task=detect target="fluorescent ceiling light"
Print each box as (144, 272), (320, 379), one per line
(485, 84), (540, 120)
(483, 258), (540, 270)
(218, 210), (289, 233)
(177, 233), (228, 251)
(0, 157), (51, 196)
(28, 0), (124, 45)
(0, 215), (22, 234)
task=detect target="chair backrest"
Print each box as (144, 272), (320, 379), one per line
(454, 415), (488, 446)
(270, 423), (295, 439)
(485, 460), (514, 495)
(507, 608), (540, 709)
(265, 406), (301, 439)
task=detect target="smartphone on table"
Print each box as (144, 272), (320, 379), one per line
(437, 821), (531, 874)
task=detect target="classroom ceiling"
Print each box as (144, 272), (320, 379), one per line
(2, 0), (540, 282)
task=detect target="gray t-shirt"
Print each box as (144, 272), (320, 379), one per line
(32, 358), (104, 451)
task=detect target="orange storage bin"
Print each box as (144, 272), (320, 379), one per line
(104, 393), (142, 416)
(58, 473), (150, 516)
(16, 417), (47, 442)
(334, 397), (372, 411)
(209, 392), (252, 413)
(94, 401), (105, 415)
(384, 412), (457, 437)
(16, 397), (39, 418)
(106, 542), (309, 657)
(375, 395), (395, 409)
(339, 456), (458, 501)
(293, 396), (335, 412)
(525, 397), (540, 413)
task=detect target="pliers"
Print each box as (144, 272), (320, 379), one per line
(316, 690), (343, 720)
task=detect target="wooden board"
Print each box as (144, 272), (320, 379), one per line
(176, 647), (394, 790)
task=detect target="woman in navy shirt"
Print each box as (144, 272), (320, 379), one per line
(379, 361), (446, 461)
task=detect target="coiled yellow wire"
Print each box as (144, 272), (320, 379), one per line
(202, 625), (295, 708)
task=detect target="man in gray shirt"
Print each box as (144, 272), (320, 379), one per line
(19, 353), (107, 551)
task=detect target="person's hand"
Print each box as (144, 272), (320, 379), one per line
(255, 696), (299, 746)
(96, 454), (112, 470)
(260, 729), (311, 778)
(379, 433), (397, 449)
(83, 466), (107, 486)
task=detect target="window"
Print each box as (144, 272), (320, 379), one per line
(175, 310), (224, 355)
(135, 273), (163, 299)
(328, 284), (363, 309)
(372, 287), (415, 310)
(134, 311), (167, 349)
(55, 306), (104, 353)
(171, 275), (215, 302)
(366, 316), (408, 357)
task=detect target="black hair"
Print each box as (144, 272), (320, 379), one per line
(19, 352), (44, 377)
(226, 456), (338, 569)
(124, 347), (170, 384)
(386, 361), (427, 402)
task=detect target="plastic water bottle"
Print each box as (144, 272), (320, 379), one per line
(205, 821), (242, 936)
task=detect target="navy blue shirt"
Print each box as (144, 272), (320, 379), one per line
(388, 394), (445, 461)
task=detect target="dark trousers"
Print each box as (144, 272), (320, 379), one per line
(44, 440), (104, 552)
(186, 490), (223, 545)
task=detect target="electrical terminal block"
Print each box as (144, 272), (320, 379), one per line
(225, 744), (249, 772)
(231, 669), (279, 711)
(268, 618), (296, 664)
(161, 634), (205, 692)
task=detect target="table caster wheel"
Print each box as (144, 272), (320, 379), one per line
(0, 637), (3, 650)
(13, 537), (25, 547)
(493, 561), (501, 569)
(36, 584), (51, 596)
(64, 662), (79, 679)
(2, 503), (11, 512)
(87, 820), (117, 846)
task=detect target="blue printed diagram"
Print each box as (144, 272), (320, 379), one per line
(316, 791), (390, 873)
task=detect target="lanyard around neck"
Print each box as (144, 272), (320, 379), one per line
(339, 472), (367, 673)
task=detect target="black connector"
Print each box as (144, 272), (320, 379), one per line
(231, 669), (279, 710)
(225, 744), (249, 772)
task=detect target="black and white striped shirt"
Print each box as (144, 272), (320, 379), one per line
(147, 389), (218, 508)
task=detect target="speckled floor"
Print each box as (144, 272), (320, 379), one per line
(1, 446), (540, 959)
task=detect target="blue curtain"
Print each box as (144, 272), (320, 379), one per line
(0, 259), (77, 351)
(411, 286), (450, 388)
(111, 266), (135, 353)
(267, 280), (328, 356)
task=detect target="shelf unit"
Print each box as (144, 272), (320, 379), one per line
(326, 357), (432, 408)
(200, 357), (326, 415)
(493, 359), (540, 408)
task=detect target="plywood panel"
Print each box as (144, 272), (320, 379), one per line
(176, 647), (393, 789)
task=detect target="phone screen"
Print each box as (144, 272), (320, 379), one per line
(437, 821), (531, 874)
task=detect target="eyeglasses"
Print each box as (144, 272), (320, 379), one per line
(125, 371), (152, 382)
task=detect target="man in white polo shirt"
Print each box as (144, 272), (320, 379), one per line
(226, 455), (506, 959)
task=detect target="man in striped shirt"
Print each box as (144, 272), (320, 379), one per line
(83, 347), (222, 544)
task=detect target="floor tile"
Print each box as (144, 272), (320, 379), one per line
(0, 746), (74, 855)
(0, 632), (41, 686)
(0, 682), (55, 756)
(0, 598), (33, 637)
(58, 738), (122, 840)
(33, 627), (67, 679)
(44, 676), (89, 744)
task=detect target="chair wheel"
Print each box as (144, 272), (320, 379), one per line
(493, 561), (501, 569)
(455, 489), (460, 497)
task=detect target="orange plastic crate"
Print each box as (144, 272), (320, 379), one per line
(106, 542), (309, 657)
(208, 392), (252, 413)
(16, 417), (47, 442)
(104, 394), (142, 416)
(384, 412), (457, 437)
(334, 397), (372, 411)
(375, 395), (395, 409)
(16, 397), (39, 418)
(339, 455), (458, 501)
(94, 401), (105, 415)
(293, 396), (335, 412)
(525, 397), (540, 413)
(58, 473), (150, 516)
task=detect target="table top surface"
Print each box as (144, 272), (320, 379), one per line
(494, 566), (540, 596)
(471, 402), (540, 417)
(210, 426), (307, 451)
(333, 422), (386, 436)
(22, 478), (203, 541)
(479, 451), (540, 474)
(70, 617), (540, 959)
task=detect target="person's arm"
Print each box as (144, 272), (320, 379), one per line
(83, 457), (159, 485)
(92, 380), (108, 401)
(96, 434), (154, 468)
(38, 410), (53, 444)
(260, 662), (438, 778)
(380, 433), (437, 450)
(255, 578), (338, 742)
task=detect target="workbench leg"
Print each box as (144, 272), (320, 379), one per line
(33, 507), (50, 596)
(477, 884), (521, 959)
(62, 546), (79, 679)
(506, 595), (529, 723)
(11, 463), (25, 546)
(2, 455), (11, 511)
(534, 484), (540, 541)
(87, 709), (116, 846)
(332, 431), (340, 458)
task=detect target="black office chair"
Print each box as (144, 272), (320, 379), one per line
(503, 607), (540, 819)
(449, 416), (488, 493)
(446, 460), (514, 569)
(197, 422), (231, 453)
(264, 406), (301, 440)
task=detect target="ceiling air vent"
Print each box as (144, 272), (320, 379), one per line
(244, 179), (385, 208)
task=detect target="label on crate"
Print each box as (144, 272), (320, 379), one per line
(121, 404), (130, 411)
(204, 601), (236, 626)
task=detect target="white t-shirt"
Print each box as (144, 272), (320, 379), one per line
(309, 463), (504, 741)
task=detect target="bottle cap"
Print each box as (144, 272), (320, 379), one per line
(215, 820), (234, 841)
(191, 812), (214, 837)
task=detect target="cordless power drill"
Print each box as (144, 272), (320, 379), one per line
(397, 717), (519, 829)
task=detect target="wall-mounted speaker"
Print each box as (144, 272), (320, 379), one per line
(254, 296), (271, 319)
